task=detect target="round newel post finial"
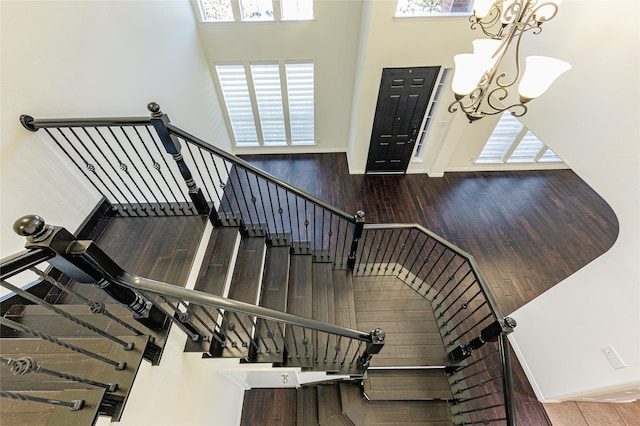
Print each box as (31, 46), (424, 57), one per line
(147, 102), (163, 117)
(13, 215), (53, 242)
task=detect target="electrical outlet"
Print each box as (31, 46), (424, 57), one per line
(601, 345), (626, 369)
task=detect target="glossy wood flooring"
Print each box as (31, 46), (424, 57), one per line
(240, 153), (620, 426)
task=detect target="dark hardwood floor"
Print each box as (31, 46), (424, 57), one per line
(240, 153), (619, 426)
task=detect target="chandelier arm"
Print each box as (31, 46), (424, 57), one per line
(531, 1), (559, 23)
(470, 7), (502, 38)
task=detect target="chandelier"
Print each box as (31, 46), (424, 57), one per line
(448, 0), (571, 122)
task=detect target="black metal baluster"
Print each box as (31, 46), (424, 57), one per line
(264, 181), (280, 236)
(1, 356), (118, 392)
(389, 230), (407, 272)
(341, 339), (353, 366)
(183, 141), (213, 201)
(363, 230), (378, 272)
(436, 270), (475, 309)
(275, 187), (286, 237)
(0, 280), (134, 350)
(262, 320), (279, 353)
(289, 326), (300, 359)
(323, 332), (330, 363)
(64, 127), (136, 215)
(447, 312), (493, 346)
(277, 323), (289, 358)
(254, 175), (271, 234)
(118, 126), (164, 215)
(284, 190), (293, 240)
(89, 127), (147, 216)
(222, 162), (247, 224)
(313, 204), (317, 252)
(175, 301), (214, 342)
(210, 157), (236, 221)
(146, 294), (199, 341)
(333, 336), (342, 363)
(301, 327), (309, 358)
(132, 126), (174, 215)
(195, 306), (225, 346)
(419, 245), (448, 291)
(230, 166), (254, 226)
(106, 127), (154, 215)
(0, 391), (84, 411)
(245, 170), (262, 231)
(295, 196), (302, 243)
(30, 267), (144, 336)
(230, 311), (259, 352)
(377, 229), (395, 272)
(350, 341), (364, 367)
(304, 200), (310, 244)
(428, 253), (459, 298)
(404, 233), (426, 280)
(0, 317), (126, 370)
(43, 129), (121, 212)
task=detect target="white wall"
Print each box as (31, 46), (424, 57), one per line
(194, 0), (363, 155)
(504, 1), (640, 402)
(0, 0), (227, 257)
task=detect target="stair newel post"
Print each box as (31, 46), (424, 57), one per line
(448, 316), (517, 363)
(147, 102), (209, 215)
(347, 210), (365, 270)
(13, 215), (168, 330)
(357, 328), (385, 370)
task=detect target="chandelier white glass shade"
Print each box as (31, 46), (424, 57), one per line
(449, 0), (571, 122)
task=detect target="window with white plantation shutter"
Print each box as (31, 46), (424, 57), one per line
(476, 111), (565, 165)
(251, 64), (287, 146)
(508, 130), (544, 163)
(215, 65), (259, 146)
(285, 62), (314, 145)
(539, 147), (562, 162)
(216, 61), (314, 147)
(476, 112), (524, 163)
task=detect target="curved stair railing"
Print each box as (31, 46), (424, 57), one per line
(354, 223), (516, 426)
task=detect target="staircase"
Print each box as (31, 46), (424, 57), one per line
(1, 105), (518, 425)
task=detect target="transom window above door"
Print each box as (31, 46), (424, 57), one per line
(198, 0), (314, 22)
(395, 0), (473, 17)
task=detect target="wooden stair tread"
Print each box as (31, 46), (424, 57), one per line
(353, 275), (448, 368)
(0, 388), (105, 426)
(317, 384), (353, 425)
(194, 226), (240, 297)
(255, 246), (290, 364)
(221, 236), (266, 359)
(364, 369), (453, 400)
(285, 253), (313, 368)
(312, 263), (336, 368)
(339, 382), (453, 425)
(297, 386), (318, 426)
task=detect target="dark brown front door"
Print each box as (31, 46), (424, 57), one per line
(366, 66), (440, 173)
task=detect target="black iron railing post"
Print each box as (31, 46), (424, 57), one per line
(448, 316), (517, 362)
(12, 215), (168, 329)
(357, 328), (385, 370)
(347, 210), (365, 270)
(147, 102), (209, 215)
